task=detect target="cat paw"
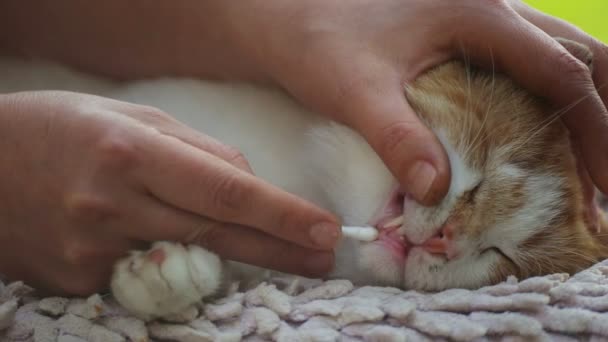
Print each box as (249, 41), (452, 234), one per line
(111, 241), (221, 320)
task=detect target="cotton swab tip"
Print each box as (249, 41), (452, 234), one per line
(341, 226), (379, 242)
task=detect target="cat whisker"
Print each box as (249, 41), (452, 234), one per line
(511, 81), (608, 155)
(515, 250), (544, 274)
(523, 247), (598, 266)
(515, 100), (586, 152)
(466, 47), (495, 157)
(456, 42), (477, 155)
(515, 241), (601, 273)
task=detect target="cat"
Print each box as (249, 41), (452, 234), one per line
(0, 38), (606, 321)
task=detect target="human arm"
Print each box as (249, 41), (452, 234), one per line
(2, 0), (607, 203)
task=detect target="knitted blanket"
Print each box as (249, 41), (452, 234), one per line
(2, 258), (608, 342)
(5, 196), (608, 342)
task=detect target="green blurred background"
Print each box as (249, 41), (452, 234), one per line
(526, 0), (607, 43)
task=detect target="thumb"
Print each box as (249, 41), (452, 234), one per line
(337, 74), (451, 205)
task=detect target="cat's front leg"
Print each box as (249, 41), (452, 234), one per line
(110, 241), (222, 321)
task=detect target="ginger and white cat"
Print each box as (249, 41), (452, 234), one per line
(1, 38), (606, 320)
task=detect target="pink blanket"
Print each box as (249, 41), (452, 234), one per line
(2, 259), (608, 341)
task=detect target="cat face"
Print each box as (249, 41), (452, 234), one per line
(309, 59), (608, 291)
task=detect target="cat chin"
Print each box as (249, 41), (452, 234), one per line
(332, 240), (404, 287)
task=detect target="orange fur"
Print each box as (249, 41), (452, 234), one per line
(404, 41), (608, 284)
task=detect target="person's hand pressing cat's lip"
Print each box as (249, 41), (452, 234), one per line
(505, 0), (608, 198)
(225, 0), (608, 205)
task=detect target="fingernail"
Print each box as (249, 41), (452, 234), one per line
(304, 252), (334, 276)
(406, 161), (437, 202)
(309, 222), (340, 249)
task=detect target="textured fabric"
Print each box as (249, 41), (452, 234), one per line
(4, 197), (608, 341)
(2, 260), (608, 341)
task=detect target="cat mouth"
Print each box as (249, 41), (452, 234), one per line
(377, 222), (409, 261)
(369, 187), (410, 261)
(370, 190), (455, 263)
(370, 187), (407, 227)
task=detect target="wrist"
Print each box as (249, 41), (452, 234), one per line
(210, 1), (341, 87)
(199, 1), (323, 85)
(174, 1), (276, 83)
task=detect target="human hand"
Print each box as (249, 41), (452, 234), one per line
(507, 0), (608, 197)
(0, 91), (339, 295)
(221, 0), (608, 203)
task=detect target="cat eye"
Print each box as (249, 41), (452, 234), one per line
(466, 181), (483, 202)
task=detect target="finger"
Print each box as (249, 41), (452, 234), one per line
(32, 264), (111, 296)
(113, 193), (333, 276)
(59, 233), (141, 267)
(160, 123), (254, 173)
(44, 260), (116, 296)
(331, 65), (451, 205)
(510, 1), (608, 113)
(455, 5), (608, 194)
(36, 236), (137, 295)
(190, 220), (335, 278)
(111, 192), (214, 242)
(572, 140), (600, 232)
(136, 132), (341, 250)
(122, 103), (253, 172)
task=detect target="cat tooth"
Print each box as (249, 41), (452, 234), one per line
(383, 215), (404, 228)
(342, 226), (379, 242)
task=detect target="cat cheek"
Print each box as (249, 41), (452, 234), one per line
(357, 244), (404, 286)
(489, 257), (519, 284)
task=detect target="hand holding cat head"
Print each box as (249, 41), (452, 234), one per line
(229, 0), (608, 205)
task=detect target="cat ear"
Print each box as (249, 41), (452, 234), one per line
(555, 37), (594, 73)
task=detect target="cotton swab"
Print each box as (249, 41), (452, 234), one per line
(341, 226), (379, 242)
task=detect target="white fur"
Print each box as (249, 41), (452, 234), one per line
(111, 242), (221, 320)
(0, 58), (568, 318)
(487, 174), (565, 260)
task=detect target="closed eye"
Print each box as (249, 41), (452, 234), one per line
(466, 181), (483, 203)
(482, 246), (516, 265)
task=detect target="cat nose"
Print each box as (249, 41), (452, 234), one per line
(420, 223), (458, 259)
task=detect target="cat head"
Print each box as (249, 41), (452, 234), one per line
(308, 38), (608, 290)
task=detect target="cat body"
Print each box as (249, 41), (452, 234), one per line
(1, 38), (606, 319)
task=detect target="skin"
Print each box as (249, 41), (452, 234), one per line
(0, 0), (607, 295)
